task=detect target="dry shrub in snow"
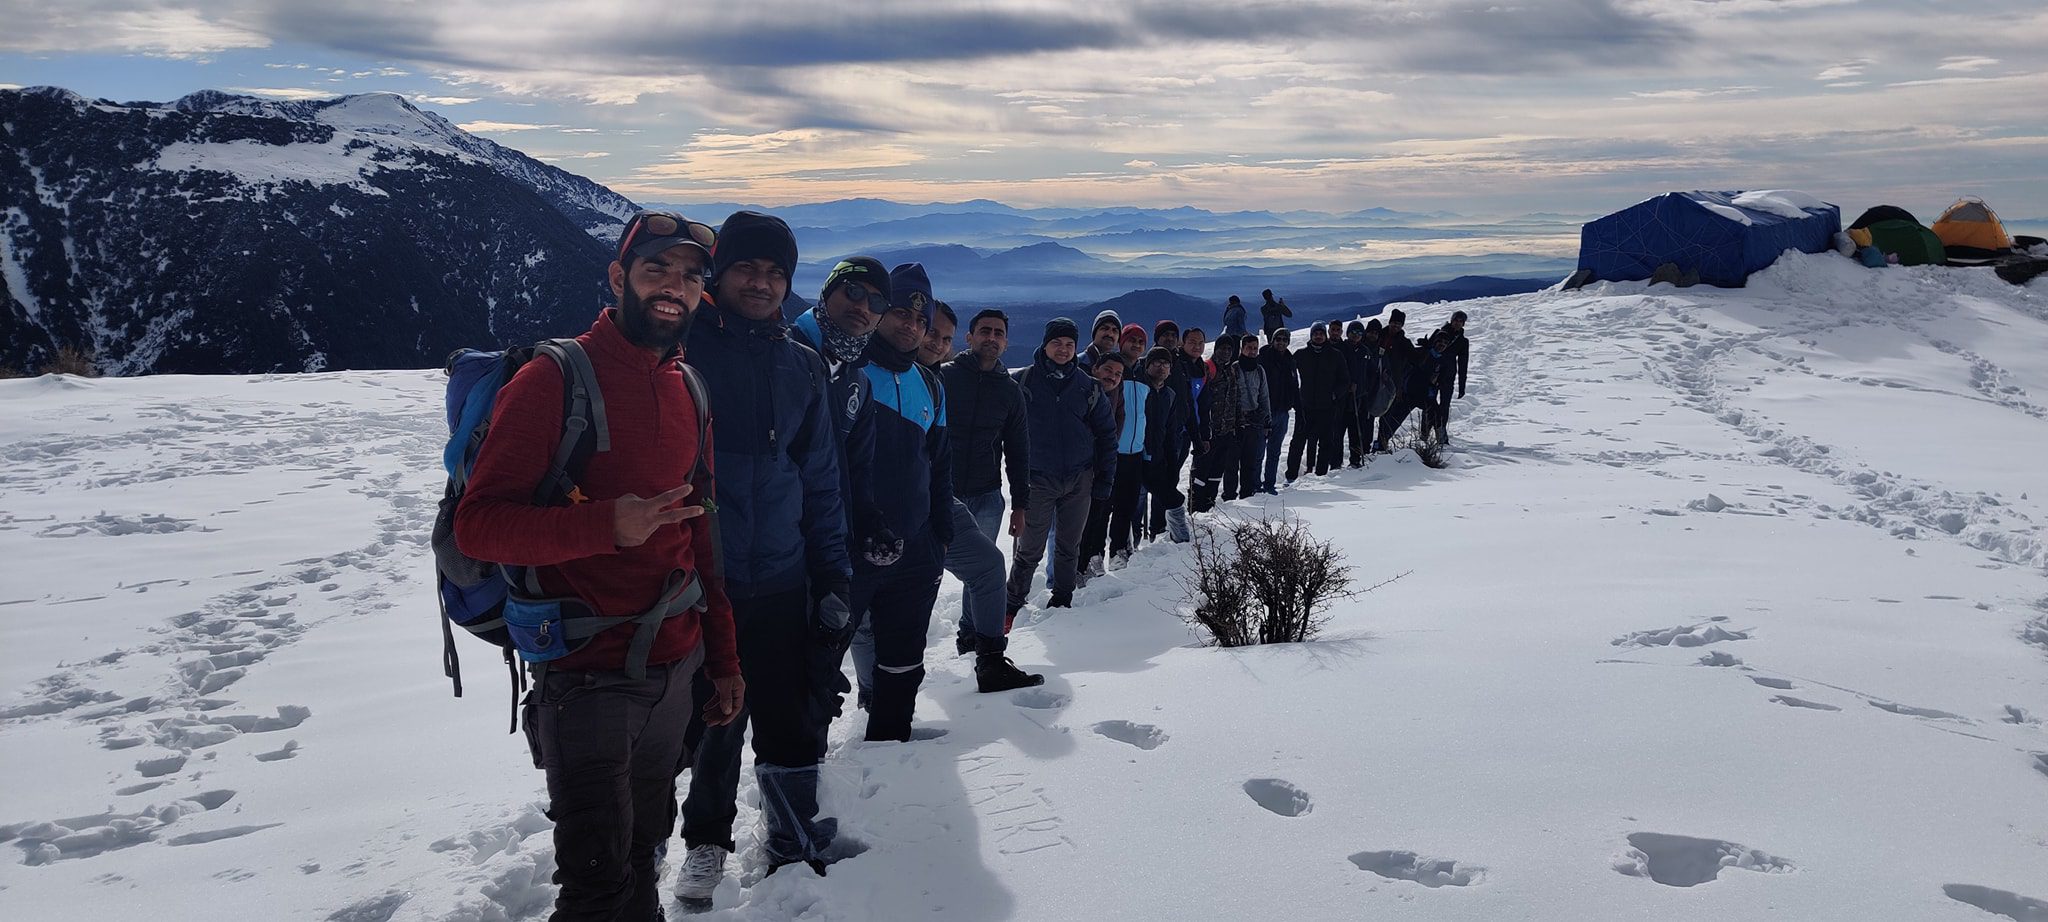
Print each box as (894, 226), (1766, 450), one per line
(1184, 513), (1355, 647)
(40, 347), (101, 378)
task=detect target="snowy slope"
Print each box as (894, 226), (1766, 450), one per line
(0, 87), (634, 375)
(2, 254), (2046, 921)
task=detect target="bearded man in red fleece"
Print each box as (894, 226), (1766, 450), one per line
(454, 211), (744, 922)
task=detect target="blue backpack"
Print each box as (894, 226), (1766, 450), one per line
(428, 339), (715, 729)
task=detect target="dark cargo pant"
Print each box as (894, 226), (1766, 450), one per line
(1007, 469), (1094, 606)
(525, 646), (701, 922)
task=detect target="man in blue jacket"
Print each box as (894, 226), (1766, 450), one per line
(676, 212), (853, 903)
(841, 265), (955, 741)
(1007, 318), (1118, 612)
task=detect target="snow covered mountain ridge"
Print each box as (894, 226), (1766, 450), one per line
(0, 86), (637, 375)
(1, 253), (2044, 920)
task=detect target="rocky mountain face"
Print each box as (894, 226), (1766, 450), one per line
(0, 88), (638, 375)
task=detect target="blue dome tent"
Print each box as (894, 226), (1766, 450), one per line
(1574, 191), (1842, 288)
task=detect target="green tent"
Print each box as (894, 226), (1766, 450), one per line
(1861, 219), (1946, 266)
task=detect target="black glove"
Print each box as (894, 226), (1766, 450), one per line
(813, 590), (852, 639)
(862, 528), (905, 567)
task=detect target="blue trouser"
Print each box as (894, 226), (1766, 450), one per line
(949, 492), (1010, 648)
(1263, 408), (1291, 491)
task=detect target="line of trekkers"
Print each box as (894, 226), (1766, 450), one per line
(448, 210), (1472, 919)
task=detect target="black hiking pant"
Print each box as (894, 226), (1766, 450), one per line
(1434, 388), (1454, 444)
(1378, 397), (1417, 450)
(680, 586), (824, 854)
(1146, 450), (1186, 539)
(1079, 490), (1111, 569)
(1288, 404), (1341, 478)
(1008, 469), (1095, 606)
(1107, 452), (1147, 556)
(527, 647), (700, 922)
(852, 533), (944, 741)
(1344, 398), (1369, 465)
(1190, 432), (1239, 512)
(1229, 427), (1262, 500)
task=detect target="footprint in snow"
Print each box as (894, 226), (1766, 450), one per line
(1614, 832), (1793, 887)
(1771, 696), (1840, 711)
(1349, 850), (1486, 888)
(1242, 778), (1311, 817)
(1868, 700), (1970, 722)
(1013, 689), (1068, 710)
(1942, 884), (2048, 922)
(1749, 677), (1794, 689)
(1093, 720), (1168, 751)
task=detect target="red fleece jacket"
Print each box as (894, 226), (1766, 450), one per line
(453, 309), (739, 677)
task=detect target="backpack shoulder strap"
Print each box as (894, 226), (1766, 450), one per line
(914, 364), (945, 423)
(530, 339), (606, 506)
(540, 339), (609, 453)
(676, 362), (725, 581)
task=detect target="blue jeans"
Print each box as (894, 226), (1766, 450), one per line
(1263, 409), (1291, 491)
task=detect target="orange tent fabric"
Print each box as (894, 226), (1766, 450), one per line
(1931, 198), (2012, 253)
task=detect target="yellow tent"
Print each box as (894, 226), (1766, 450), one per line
(1931, 198), (2013, 262)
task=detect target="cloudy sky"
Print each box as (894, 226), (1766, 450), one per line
(4, 0), (2044, 216)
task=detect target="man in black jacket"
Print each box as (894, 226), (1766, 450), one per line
(1258, 328), (1298, 494)
(934, 308), (1040, 689)
(1374, 309), (1417, 452)
(1340, 321), (1373, 467)
(1288, 322), (1350, 479)
(1432, 311), (1470, 445)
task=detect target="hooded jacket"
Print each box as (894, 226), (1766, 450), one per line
(850, 337), (954, 547)
(1220, 299), (1248, 338)
(939, 350), (1030, 506)
(1235, 353), (1272, 429)
(1259, 295), (1292, 334)
(1015, 348), (1119, 495)
(1143, 378), (1185, 463)
(685, 299), (852, 599)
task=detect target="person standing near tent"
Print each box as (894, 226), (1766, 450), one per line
(1220, 295), (1248, 338)
(455, 211), (743, 921)
(675, 211), (853, 901)
(1257, 328), (1297, 494)
(1431, 311), (1470, 445)
(1259, 289), (1292, 336)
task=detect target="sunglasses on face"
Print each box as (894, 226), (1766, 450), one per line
(617, 211), (717, 263)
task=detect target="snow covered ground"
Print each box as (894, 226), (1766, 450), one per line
(3, 252), (2046, 921)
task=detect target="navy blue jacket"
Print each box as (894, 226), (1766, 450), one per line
(1014, 349), (1118, 496)
(850, 340), (954, 547)
(685, 301), (852, 598)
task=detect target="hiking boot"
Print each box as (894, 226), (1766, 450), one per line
(1087, 555), (1106, 578)
(956, 632), (975, 656)
(1046, 591), (1072, 609)
(1108, 550), (1130, 571)
(1165, 507), (1191, 543)
(675, 844), (728, 913)
(975, 634), (1044, 692)
(977, 654), (1044, 692)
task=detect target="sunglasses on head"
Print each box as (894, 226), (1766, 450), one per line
(617, 211), (716, 263)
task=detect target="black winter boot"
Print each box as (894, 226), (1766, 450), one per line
(1046, 590), (1072, 609)
(974, 635), (1044, 693)
(863, 665), (923, 742)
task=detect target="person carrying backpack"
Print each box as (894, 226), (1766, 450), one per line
(1220, 295), (1248, 338)
(1006, 318), (1118, 613)
(1373, 309), (1418, 452)
(674, 211), (854, 903)
(1189, 335), (1250, 512)
(451, 210), (743, 921)
(1230, 333), (1271, 501)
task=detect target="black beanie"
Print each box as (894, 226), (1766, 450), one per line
(712, 211), (798, 285)
(1389, 307), (1407, 326)
(821, 256), (891, 304)
(1154, 319), (1179, 339)
(1043, 317), (1080, 346)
